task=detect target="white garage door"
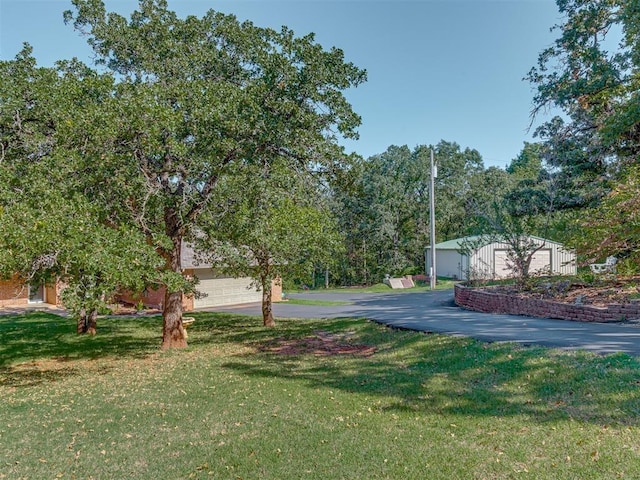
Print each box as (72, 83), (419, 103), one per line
(193, 269), (262, 308)
(494, 249), (551, 278)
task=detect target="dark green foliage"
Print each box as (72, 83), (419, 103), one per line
(332, 141), (485, 285)
(527, 0), (640, 264)
(198, 159), (343, 325)
(1, 0), (365, 345)
(0, 47), (162, 332)
(571, 164), (640, 265)
(63, 0), (365, 347)
(527, 0), (640, 204)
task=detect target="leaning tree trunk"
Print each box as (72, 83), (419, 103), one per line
(261, 278), (275, 327)
(161, 233), (187, 349)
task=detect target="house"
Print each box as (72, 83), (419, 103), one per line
(183, 244), (282, 310)
(0, 275), (62, 308)
(119, 244), (282, 311)
(1, 245), (282, 311)
(424, 235), (576, 281)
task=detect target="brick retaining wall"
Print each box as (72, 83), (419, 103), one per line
(454, 284), (640, 323)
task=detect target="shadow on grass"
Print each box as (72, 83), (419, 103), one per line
(4, 310), (640, 426)
(0, 312), (163, 386)
(210, 314), (640, 426)
(1, 362), (119, 388)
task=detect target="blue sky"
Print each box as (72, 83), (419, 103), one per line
(0, 0), (561, 168)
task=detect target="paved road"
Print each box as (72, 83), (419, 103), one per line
(206, 290), (640, 356)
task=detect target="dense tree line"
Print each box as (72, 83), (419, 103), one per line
(327, 140), (554, 286)
(329, 141), (483, 284)
(330, 0), (640, 284)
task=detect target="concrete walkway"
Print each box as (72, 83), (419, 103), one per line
(0, 304), (67, 317)
(206, 290), (640, 356)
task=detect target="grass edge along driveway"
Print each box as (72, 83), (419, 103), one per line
(2, 311), (640, 479)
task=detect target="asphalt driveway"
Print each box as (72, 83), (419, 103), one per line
(206, 289), (640, 356)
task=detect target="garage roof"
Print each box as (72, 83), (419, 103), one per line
(427, 235), (566, 251)
(429, 236), (487, 250)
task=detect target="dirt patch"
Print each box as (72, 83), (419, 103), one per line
(489, 276), (640, 307)
(259, 330), (376, 357)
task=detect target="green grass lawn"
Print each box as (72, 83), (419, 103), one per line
(289, 278), (457, 295)
(2, 311), (640, 479)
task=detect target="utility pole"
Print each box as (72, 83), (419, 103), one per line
(429, 148), (437, 290)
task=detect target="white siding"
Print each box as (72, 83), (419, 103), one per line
(494, 248), (551, 278)
(470, 243), (496, 279)
(425, 249), (467, 280)
(428, 236), (577, 280)
(473, 238), (575, 279)
(554, 245), (577, 275)
(193, 269), (262, 308)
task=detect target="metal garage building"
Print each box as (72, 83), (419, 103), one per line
(425, 235), (576, 281)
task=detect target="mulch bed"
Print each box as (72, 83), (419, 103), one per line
(109, 301), (162, 316)
(259, 330), (376, 357)
(488, 276), (640, 306)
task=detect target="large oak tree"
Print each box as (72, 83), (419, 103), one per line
(527, 0), (640, 197)
(62, 0), (365, 348)
(528, 0), (640, 264)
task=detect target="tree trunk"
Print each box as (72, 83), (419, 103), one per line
(161, 233), (187, 349)
(77, 307), (98, 335)
(77, 307), (87, 334)
(261, 280), (275, 327)
(86, 308), (97, 335)
(162, 289), (187, 349)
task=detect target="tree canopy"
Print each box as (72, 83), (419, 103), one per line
(199, 158), (343, 326)
(527, 0), (640, 265)
(527, 0), (640, 177)
(0, 46), (162, 333)
(330, 141), (487, 285)
(0, 0), (366, 348)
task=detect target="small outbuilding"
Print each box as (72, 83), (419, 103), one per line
(425, 235), (576, 281)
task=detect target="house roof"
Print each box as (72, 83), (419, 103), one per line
(181, 243), (213, 269)
(425, 235), (567, 251)
(180, 242), (259, 270)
